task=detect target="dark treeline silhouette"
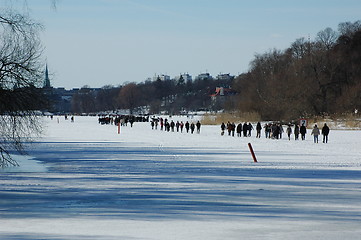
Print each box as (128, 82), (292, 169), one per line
(70, 75), (232, 114)
(231, 20), (361, 120)
(70, 85), (121, 113)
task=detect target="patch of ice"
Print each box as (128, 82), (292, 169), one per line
(1, 154), (47, 173)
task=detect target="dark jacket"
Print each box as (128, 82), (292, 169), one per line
(236, 123), (242, 133)
(322, 124), (330, 135)
(256, 122), (262, 131)
(300, 125), (306, 134)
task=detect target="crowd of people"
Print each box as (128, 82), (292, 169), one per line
(220, 121), (330, 143)
(221, 122), (254, 137)
(151, 117), (201, 134)
(97, 115), (330, 143)
(98, 115), (149, 127)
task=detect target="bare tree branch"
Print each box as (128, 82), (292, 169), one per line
(0, 8), (44, 167)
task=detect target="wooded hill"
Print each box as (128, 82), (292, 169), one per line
(231, 20), (361, 120)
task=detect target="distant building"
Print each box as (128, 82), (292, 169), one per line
(209, 86), (237, 110)
(210, 87), (237, 98)
(216, 73), (234, 81)
(43, 64), (51, 88)
(41, 64), (102, 113)
(153, 74), (171, 81)
(195, 73), (213, 81)
(175, 73), (192, 82)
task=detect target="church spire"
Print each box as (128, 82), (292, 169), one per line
(44, 64), (51, 88)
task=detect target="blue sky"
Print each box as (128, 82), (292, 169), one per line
(7, 0), (361, 89)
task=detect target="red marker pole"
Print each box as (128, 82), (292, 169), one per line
(118, 122), (121, 134)
(248, 143), (258, 163)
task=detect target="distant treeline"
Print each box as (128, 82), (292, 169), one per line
(70, 75), (233, 114)
(70, 20), (361, 120)
(231, 20), (361, 120)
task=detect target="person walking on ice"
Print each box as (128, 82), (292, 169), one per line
(196, 121), (201, 133)
(185, 121), (190, 133)
(294, 124), (300, 140)
(300, 123), (307, 140)
(221, 122), (226, 136)
(256, 122), (262, 138)
(247, 122), (253, 137)
(190, 122), (195, 134)
(286, 125), (292, 140)
(236, 123), (242, 137)
(311, 124), (320, 143)
(322, 123), (330, 143)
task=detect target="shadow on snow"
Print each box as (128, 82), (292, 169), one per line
(1, 141), (361, 222)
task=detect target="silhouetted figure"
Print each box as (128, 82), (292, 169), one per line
(196, 121), (201, 133)
(190, 122), (195, 134)
(256, 122), (262, 138)
(243, 122), (248, 137)
(185, 121), (190, 133)
(322, 123), (330, 143)
(236, 123), (242, 137)
(294, 124), (300, 140)
(221, 122), (226, 136)
(286, 125), (292, 140)
(300, 124), (306, 140)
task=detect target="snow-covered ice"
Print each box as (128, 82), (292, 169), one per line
(1, 116), (361, 239)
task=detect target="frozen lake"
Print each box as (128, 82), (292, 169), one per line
(1, 116), (361, 239)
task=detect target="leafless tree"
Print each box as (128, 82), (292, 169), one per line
(316, 27), (338, 50)
(290, 38), (309, 59)
(117, 83), (141, 114)
(0, 9), (44, 167)
(338, 20), (361, 38)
